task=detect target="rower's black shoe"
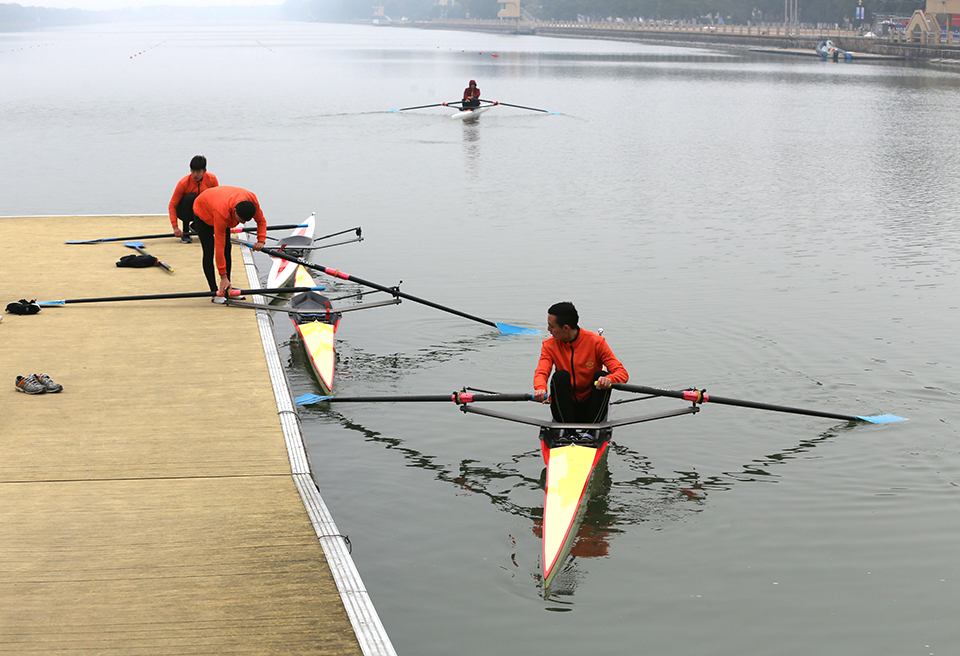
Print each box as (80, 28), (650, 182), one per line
(574, 432), (595, 446)
(180, 236), (192, 244)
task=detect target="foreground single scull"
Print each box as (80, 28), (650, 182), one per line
(461, 402), (700, 591)
(229, 264), (398, 393)
(293, 381), (904, 595)
(288, 266), (340, 393)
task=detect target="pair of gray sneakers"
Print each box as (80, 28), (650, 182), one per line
(15, 374), (63, 394)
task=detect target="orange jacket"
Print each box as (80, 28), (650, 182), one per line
(168, 172), (219, 228)
(534, 329), (629, 403)
(192, 186), (266, 276)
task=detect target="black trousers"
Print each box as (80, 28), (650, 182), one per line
(176, 193), (198, 235)
(549, 370), (611, 424)
(463, 98), (480, 108)
(192, 219), (232, 292)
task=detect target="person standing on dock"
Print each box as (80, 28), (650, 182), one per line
(462, 80), (481, 108)
(533, 302), (629, 424)
(191, 185), (266, 298)
(167, 155), (219, 244)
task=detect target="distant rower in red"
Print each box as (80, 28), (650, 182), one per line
(462, 80), (481, 109)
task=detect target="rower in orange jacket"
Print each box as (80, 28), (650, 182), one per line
(192, 185), (267, 298)
(167, 155), (219, 243)
(534, 301), (629, 424)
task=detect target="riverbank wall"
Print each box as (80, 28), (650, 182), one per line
(392, 18), (960, 60)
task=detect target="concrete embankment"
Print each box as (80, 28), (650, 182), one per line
(394, 18), (960, 61)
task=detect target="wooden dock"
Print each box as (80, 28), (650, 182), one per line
(0, 215), (396, 655)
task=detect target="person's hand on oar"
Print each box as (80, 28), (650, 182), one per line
(217, 239), (262, 299)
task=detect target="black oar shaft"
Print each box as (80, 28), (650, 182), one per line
(322, 393), (534, 403)
(43, 287), (320, 305)
(392, 101), (462, 111)
(67, 223), (308, 244)
(612, 383), (860, 422)
(127, 243), (173, 273)
(495, 101), (552, 113)
(258, 245), (499, 328)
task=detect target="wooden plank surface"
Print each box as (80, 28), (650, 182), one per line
(0, 215), (364, 654)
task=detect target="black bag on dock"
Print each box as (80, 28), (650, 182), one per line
(116, 254), (158, 268)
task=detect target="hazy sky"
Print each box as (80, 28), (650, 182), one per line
(34, 0), (284, 10)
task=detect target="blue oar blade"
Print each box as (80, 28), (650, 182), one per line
(495, 322), (540, 336)
(295, 393), (334, 406)
(856, 414), (908, 424)
(37, 300), (65, 306)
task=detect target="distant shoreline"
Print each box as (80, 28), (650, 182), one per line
(384, 18), (960, 61)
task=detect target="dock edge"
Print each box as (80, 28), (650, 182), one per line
(241, 247), (399, 656)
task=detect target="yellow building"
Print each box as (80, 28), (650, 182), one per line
(498, 0), (520, 19)
(904, 0), (960, 42)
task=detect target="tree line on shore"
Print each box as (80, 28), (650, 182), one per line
(1, 0), (922, 30)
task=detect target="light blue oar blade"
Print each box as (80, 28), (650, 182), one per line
(857, 414), (908, 424)
(495, 322), (541, 336)
(295, 393), (334, 406)
(37, 300), (65, 306)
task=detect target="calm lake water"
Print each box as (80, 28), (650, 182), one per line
(4, 21), (960, 656)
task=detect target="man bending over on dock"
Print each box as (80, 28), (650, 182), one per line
(167, 155), (219, 244)
(192, 185), (266, 299)
(534, 302), (629, 424)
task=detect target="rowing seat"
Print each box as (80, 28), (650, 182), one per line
(277, 235), (312, 258)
